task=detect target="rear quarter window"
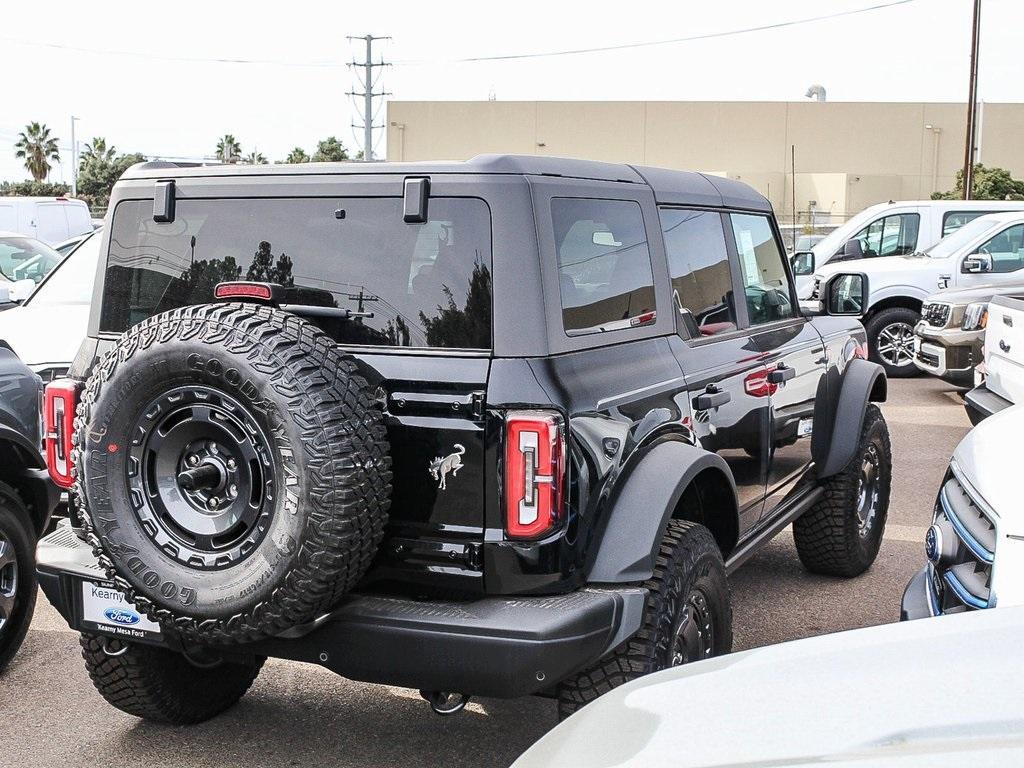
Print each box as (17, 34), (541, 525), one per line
(101, 197), (492, 349)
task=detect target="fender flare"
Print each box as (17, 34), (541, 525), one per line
(0, 423), (58, 536)
(811, 357), (887, 479)
(586, 441), (738, 583)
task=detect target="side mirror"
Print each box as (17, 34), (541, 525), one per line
(962, 252), (993, 274)
(790, 251), (815, 276)
(9, 279), (35, 303)
(822, 272), (869, 317)
(842, 240), (865, 260)
(0, 284), (11, 304)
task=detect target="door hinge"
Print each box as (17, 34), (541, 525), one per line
(470, 390), (485, 419)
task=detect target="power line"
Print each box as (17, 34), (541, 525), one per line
(394, 0), (921, 64)
(347, 35), (390, 161)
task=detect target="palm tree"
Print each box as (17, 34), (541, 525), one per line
(215, 134), (242, 164)
(284, 147), (309, 164)
(14, 122), (60, 181)
(243, 150), (268, 165)
(80, 137), (116, 165)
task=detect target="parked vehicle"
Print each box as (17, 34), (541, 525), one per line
(901, 404), (1024, 618)
(807, 211), (1024, 378)
(513, 606), (1024, 768)
(0, 347), (60, 672)
(792, 200), (1024, 297)
(36, 155), (889, 725)
(0, 231), (99, 381)
(913, 281), (1024, 387)
(0, 197), (92, 245)
(0, 231), (63, 303)
(53, 229), (96, 257)
(964, 292), (1024, 424)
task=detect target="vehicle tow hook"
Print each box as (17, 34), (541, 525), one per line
(420, 690), (470, 716)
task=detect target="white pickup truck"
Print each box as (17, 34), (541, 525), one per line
(966, 293), (1024, 424)
(807, 211), (1024, 378)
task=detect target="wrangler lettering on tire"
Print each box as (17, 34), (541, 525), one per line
(73, 303), (392, 643)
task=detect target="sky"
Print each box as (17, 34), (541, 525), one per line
(2, 0), (1021, 184)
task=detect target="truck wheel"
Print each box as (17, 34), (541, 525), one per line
(794, 404), (891, 577)
(865, 308), (921, 378)
(75, 303), (392, 643)
(80, 633), (263, 724)
(556, 521), (731, 721)
(0, 483), (35, 672)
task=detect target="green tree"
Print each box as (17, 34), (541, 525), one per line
(77, 139), (146, 211)
(245, 241), (295, 286)
(0, 180), (70, 197)
(932, 164), (1024, 201)
(215, 134), (242, 164)
(243, 150), (268, 165)
(311, 136), (349, 162)
(283, 147), (309, 164)
(80, 137), (116, 166)
(14, 122), (60, 181)
(419, 263), (492, 348)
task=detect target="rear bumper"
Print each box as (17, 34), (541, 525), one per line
(964, 384), (1013, 426)
(36, 522), (645, 698)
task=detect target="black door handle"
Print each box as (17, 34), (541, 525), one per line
(694, 385), (732, 411)
(768, 364), (797, 384)
(1000, 339), (1011, 353)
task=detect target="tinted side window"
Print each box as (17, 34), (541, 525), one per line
(102, 197), (492, 349)
(730, 213), (794, 326)
(851, 213), (919, 258)
(978, 224), (1024, 273)
(553, 198), (655, 335)
(660, 208), (736, 338)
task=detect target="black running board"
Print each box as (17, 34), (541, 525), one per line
(725, 486), (824, 574)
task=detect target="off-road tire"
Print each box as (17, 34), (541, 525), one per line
(0, 483), (36, 672)
(865, 308), (921, 378)
(73, 303), (392, 643)
(556, 521), (731, 721)
(80, 633), (263, 724)
(794, 404), (891, 577)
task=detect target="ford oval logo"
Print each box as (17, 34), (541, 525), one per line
(925, 525), (941, 564)
(104, 607), (141, 626)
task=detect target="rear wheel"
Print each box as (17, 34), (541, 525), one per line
(866, 308), (921, 378)
(556, 521), (731, 720)
(80, 633), (263, 724)
(0, 482), (35, 672)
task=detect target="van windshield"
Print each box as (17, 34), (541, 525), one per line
(925, 216), (1003, 259)
(101, 197), (493, 349)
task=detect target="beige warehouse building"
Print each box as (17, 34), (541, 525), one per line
(386, 100), (1024, 225)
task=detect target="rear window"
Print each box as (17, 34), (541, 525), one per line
(553, 198), (655, 335)
(101, 197), (492, 349)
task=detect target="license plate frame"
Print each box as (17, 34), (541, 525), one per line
(78, 579), (164, 642)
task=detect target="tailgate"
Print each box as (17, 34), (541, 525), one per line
(985, 296), (1024, 404)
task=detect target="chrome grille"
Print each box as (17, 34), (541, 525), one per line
(922, 302), (951, 328)
(930, 467), (995, 613)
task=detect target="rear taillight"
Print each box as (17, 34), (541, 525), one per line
(505, 410), (565, 540)
(44, 379), (82, 488)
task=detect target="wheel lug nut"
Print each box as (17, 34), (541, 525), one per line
(227, 459), (236, 470)
(208, 497), (219, 508)
(229, 484), (238, 498)
(188, 455), (199, 466)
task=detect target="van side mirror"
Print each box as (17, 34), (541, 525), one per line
(9, 279), (35, 303)
(791, 251), (815, 276)
(962, 252), (993, 274)
(842, 240), (864, 260)
(823, 272), (869, 316)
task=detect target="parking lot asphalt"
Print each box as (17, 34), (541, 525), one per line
(1, 377), (971, 768)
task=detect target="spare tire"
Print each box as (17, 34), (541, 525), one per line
(73, 303), (392, 643)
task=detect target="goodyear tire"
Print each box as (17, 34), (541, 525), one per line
(74, 303), (392, 643)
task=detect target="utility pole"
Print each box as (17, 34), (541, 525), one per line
(962, 0), (981, 200)
(347, 35), (391, 161)
(70, 115), (80, 197)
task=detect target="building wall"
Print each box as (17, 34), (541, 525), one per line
(386, 100), (1023, 221)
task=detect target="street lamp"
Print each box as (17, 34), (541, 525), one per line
(70, 116), (80, 197)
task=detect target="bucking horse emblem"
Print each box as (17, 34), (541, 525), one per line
(429, 444), (465, 490)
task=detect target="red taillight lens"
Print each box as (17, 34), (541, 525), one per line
(44, 379), (82, 489)
(505, 410), (565, 540)
(214, 282), (274, 301)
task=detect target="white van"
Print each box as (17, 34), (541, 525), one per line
(793, 200), (1024, 297)
(0, 196), (92, 246)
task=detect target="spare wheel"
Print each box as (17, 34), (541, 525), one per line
(74, 303), (392, 643)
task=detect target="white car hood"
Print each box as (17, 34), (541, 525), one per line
(953, 405), (1024, 533)
(0, 301), (89, 370)
(513, 608), (1024, 768)
(814, 253), (935, 282)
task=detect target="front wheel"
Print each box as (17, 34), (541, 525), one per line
(556, 521), (731, 720)
(794, 404), (892, 577)
(865, 308), (921, 378)
(0, 482), (36, 673)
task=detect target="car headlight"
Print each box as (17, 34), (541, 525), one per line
(962, 302), (989, 331)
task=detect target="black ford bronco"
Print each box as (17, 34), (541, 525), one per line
(36, 155), (891, 722)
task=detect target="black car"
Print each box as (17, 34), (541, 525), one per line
(36, 155), (890, 722)
(0, 347), (60, 671)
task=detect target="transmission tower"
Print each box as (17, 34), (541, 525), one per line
(347, 35), (391, 161)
